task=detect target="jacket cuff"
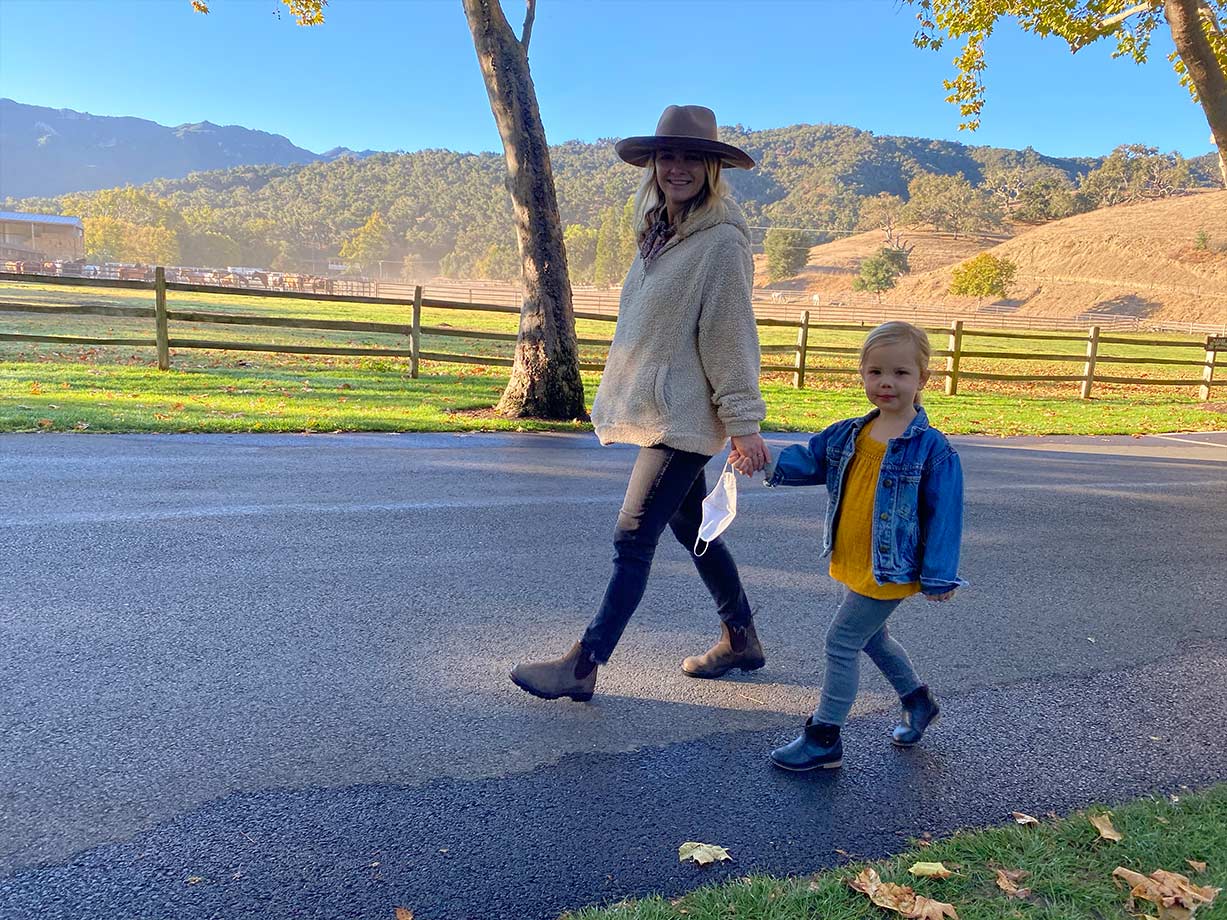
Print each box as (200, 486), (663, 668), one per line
(724, 420), (762, 438)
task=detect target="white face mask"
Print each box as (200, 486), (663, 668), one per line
(694, 460), (738, 557)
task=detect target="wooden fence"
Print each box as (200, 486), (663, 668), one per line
(0, 270), (1221, 400)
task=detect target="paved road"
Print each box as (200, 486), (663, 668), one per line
(1, 430), (1225, 919)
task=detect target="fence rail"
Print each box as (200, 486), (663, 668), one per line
(0, 270), (1220, 401)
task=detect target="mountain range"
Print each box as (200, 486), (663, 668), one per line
(0, 99), (376, 199)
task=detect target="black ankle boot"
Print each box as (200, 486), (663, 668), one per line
(769, 717), (842, 771)
(892, 685), (939, 747)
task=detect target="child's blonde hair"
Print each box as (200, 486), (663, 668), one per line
(859, 321), (931, 369)
(859, 321), (932, 403)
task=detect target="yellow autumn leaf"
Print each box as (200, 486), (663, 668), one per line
(871, 881), (919, 913)
(678, 841), (731, 866)
(848, 867), (960, 919)
(1090, 813), (1123, 842)
(849, 867), (882, 895)
(1011, 812), (1040, 826)
(910, 895), (960, 919)
(1112, 866), (1220, 918)
(909, 862), (953, 879)
(995, 868), (1031, 898)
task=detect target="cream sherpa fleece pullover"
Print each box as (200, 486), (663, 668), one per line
(591, 198), (766, 456)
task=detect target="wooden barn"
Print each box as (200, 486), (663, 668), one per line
(0, 211), (85, 262)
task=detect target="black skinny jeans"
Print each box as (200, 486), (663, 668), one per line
(581, 445), (754, 662)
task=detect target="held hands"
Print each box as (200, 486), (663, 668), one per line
(729, 433), (770, 476)
(925, 589), (957, 603)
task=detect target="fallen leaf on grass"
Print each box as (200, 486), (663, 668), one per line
(995, 868), (1032, 899)
(1090, 813), (1123, 841)
(678, 841), (731, 866)
(1187, 860), (1207, 873)
(909, 862), (953, 879)
(848, 867), (960, 919)
(1112, 867), (1220, 919)
(911, 896), (959, 919)
(1011, 812), (1040, 826)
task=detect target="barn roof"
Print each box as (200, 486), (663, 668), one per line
(0, 211), (84, 228)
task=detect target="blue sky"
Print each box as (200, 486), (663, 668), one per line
(0, 0), (1214, 159)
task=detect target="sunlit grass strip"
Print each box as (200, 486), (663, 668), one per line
(565, 784), (1226, 920)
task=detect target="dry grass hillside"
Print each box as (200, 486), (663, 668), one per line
(758, 190), (1227, 324)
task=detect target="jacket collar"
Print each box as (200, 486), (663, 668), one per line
(850, 406), (931, 440)
(657, 197), (750, 258)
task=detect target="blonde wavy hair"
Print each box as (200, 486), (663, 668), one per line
(632, 151), (729, 241)
(860, 321), (932, 403)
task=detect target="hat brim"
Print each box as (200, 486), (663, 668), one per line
(614, 135), (755, 170)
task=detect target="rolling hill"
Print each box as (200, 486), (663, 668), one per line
(769, 190), (1227, 324)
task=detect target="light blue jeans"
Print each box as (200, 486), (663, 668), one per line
(814, 588), (924, 726)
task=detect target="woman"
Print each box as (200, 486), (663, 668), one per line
(510, 104), (770, 702)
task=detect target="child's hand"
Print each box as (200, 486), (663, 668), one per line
(729, 434), (769, 476)
(925, 589), (957, 602)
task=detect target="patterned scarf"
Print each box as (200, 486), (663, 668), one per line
(639, 215), (676, 266)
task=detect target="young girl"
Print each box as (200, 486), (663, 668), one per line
(746, 321), (965, 771)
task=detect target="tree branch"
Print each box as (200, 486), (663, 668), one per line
(1098, 1), (1161, 31)
(521, 0), (535, 50)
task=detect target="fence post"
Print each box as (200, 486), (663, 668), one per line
(945, 319), (963, 396)
(793, 309), (810, 389)
(410, 285), (422, 379)
(154, 266), (170, 371)
(1080, 325), (1100, 399)
(1200, 334), (1218, 402)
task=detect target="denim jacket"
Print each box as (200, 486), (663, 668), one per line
(767, 406), (966, 595)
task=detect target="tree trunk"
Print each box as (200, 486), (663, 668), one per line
(461, 0), (586, 419)
(1165, 0), (1227, 185)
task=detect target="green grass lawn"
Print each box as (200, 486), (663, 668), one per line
(1, 279), (1223, 436)
(565, 784), (1226, 920)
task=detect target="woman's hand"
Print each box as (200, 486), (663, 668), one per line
(924, 589), (957, 603)
(729, 433), (769, 476)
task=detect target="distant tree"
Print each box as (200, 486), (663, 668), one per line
(903, 0), (1227, 185)
(563, 224), (598, 284)
(764, 228), (812, 281)
(879, 245), (911, 275)
(858, 192), (908, 247)
(617, 195), (638, 275)
(949, 252), (1018, 306)
(593, 206), (622, 287)
(903, 173), (1002, 239)
(339, 210), (394, 272)
(1078, 144), (1194, 208)
(82, 216), (180, 265)
(853, 249), (903, 301)
(472, 241), (520, 280)
(1015, 176), (1077, 222)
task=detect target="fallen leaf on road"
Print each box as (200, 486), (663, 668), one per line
(1011, 812), (1040, 826)
(909, 862), (953, 879)
(1112, 867), (1220, 919)
(995, 868), (1031, 898)
(1090, 813), (1123, 841)
(678, 841), (731, 866)
(1187, 861), (1207, 873)
(394, 909), (414, 920)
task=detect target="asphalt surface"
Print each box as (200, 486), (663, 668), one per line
(2, 429), (1225, 919)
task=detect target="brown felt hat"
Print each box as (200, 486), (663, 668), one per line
(615, 105), (755, 170)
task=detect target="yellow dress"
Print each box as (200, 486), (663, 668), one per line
(829, 429), (920, 599)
